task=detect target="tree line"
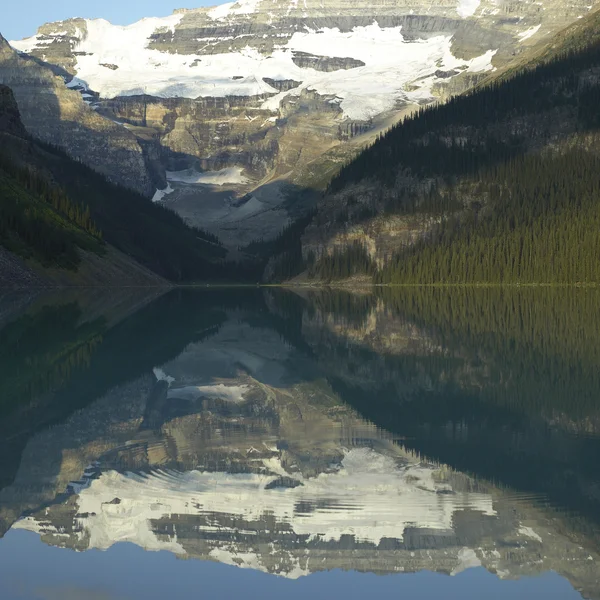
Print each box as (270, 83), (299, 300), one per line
(268, 26), (600, 284)
(0, 150), (101, 239)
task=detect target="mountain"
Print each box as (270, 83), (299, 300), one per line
(0, 34), (159, 197)
(0, 83), (235, 285)
(266, 6), (600, 284)
(8, 0), (598, 246)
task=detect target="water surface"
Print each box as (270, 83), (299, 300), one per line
(0, 287), (599, 599)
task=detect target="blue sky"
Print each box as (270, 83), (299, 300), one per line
(2, 1), (215, 41)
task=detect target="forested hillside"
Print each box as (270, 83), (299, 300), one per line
(269, 8), (600, 285)
(0, 152), (103, 271)
(0, 84), (242, 285)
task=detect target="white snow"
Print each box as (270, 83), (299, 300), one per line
(466, 49), (497, 73)
(451, 548), (482, 575)
(10, 35), (52, 53)
(456, 0), (481, 18)
(167, 383), (250, 403)
(518, 525), (543, 542)
(208, 0), (261, 21)
(65, 76), (89, 91)
(518, 24), (542, 42)
(14, 448), (496, 574)
(166, 167), (248, 186)
(13, 518), (71, 539)
(9, 18), (497, 121)
(209, 547), (310, 579)
(151, 183), (174, 203)
(263, 24), (497, 120)
(153, 366), (175, 384)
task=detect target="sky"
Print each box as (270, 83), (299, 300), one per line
(1, 0), (215, 41)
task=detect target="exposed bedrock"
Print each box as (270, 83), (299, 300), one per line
(0, 35), (159, 197)
(6, 0), (598, 237)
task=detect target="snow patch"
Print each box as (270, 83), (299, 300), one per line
(30, 447), (497, 567)
(208, 0), (261, 21)
(457, 0), (481, 18)
(466, 49), (497, 73)
(13, 517), (71, 538)
(451, 548), (482, 575)
(209, 547), (310, 579)
(10, 19), (497, 121)
(266, 24), (497, 120)
(151, 184), (174, 203)
(167, 384), (250, 403)
(518, 526), (543, 542)
(518, 24), (542, 42)
(153, 367), (175, 385)
(10, 35), (52, 53)
(166, 167), (248, 186)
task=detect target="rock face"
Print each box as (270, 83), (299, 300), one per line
(0, 84), (26, 138)
(0, 34), (159, 197)
(7, 0), (598, 242)
(0, 84), (169, 287)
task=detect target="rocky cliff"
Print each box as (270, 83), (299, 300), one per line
(9, 0), (597, 245)
(0, 83), (172, 287)
(0, 34), (159, 196)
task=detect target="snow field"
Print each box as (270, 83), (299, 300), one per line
(12, 17), (498, 120)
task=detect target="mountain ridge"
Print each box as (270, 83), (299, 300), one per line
(2, 288), (600, 596)
(261, 5), (600, 284)
(0, 33), (160, 197)
(0, 83), (241, 286)
(8, 0), (597, 245)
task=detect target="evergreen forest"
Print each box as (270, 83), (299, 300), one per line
(271, 13), (600, 285)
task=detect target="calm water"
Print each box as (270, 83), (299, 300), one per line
(0, 287), (599, 599)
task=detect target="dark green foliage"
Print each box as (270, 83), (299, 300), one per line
(33, 141), (230, 281)
(378, 149), (600, 284)
(0, 152), (101, 239)
(0, 303), (105, 408)
(300, 30), (600, 284)
(578, 83), (600, 128)
(0, 156), (103, 269)
(373, 286), (600, 419)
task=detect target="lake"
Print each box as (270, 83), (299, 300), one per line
(0, 287), (598, 600)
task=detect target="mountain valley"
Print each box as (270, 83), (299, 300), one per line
(4, 0), (598, 247)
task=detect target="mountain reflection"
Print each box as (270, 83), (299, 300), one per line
(1, 287), (599, 598)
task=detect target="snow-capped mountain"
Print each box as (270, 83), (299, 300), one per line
(11, 7), (499, 120)
(6, 0), (598, 244)
(0, 34), (158, 196)
(11, 0), (594, 113)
